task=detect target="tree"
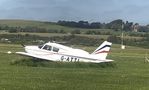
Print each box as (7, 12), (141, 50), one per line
(106, 19), (123, 31)
(90, 22), (102, 28)
(123, 21), (133, 31)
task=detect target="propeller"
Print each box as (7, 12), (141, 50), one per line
(21, 44), (26, 47)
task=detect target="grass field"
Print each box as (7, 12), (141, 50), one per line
(0, 44), (149, 90)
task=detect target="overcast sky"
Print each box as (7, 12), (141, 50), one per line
(0, 0), (149, 25)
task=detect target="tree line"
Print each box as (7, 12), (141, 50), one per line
(57, 20), (102, 29)
(57, 19), (149, 32)
(1, 33), (149, 48)
(0, 19), (149, 34)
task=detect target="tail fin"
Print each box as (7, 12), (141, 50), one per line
(91, 41), (112, 59)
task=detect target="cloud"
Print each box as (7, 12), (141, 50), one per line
(0, 0), (149, 24)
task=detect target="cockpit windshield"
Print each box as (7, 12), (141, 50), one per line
(39, 44), (59, 52)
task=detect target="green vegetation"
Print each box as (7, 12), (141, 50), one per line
(0, 19), (147, 47)
(0, 19), (149, 90)
(0, 19), (111, 33)
(0, 43), (148, 90)
(0, 32), (147, 48)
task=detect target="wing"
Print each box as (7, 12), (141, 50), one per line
(16, 52), (55, 61)
(16, 52), (37, 57)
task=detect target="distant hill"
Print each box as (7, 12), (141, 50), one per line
(0, 19), (69, 30)
(0, 19), (112, 32)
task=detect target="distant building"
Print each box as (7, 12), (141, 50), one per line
(132, 23), (139, 32)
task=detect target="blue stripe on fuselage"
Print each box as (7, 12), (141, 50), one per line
(95, 45), (111, 52)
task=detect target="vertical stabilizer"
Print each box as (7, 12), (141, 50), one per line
(91, 41), (112, 59)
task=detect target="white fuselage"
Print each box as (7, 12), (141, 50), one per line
(16, 41), (113, 63)
(25, 46), (96, 63)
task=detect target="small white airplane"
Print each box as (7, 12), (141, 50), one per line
(16, 41), (113, 63)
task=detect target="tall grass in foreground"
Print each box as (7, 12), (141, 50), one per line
(1, 44), (149, 90)
(10, 59), (116, 68)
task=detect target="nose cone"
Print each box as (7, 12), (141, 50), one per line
(25, 46), (31, 53)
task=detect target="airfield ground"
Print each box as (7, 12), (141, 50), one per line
(0, 44), (149, 90)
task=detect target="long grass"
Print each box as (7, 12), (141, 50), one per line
(0, 44), (149, 90)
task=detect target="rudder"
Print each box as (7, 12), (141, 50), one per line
(91, 41), (112, 59)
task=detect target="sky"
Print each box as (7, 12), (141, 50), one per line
(0, 0), (149, 25)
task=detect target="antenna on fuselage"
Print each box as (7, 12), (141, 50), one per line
(51, 41), (55, 43)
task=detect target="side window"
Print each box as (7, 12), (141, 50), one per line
(43, 45), (52, 51)
(53, 47), (59, 52)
